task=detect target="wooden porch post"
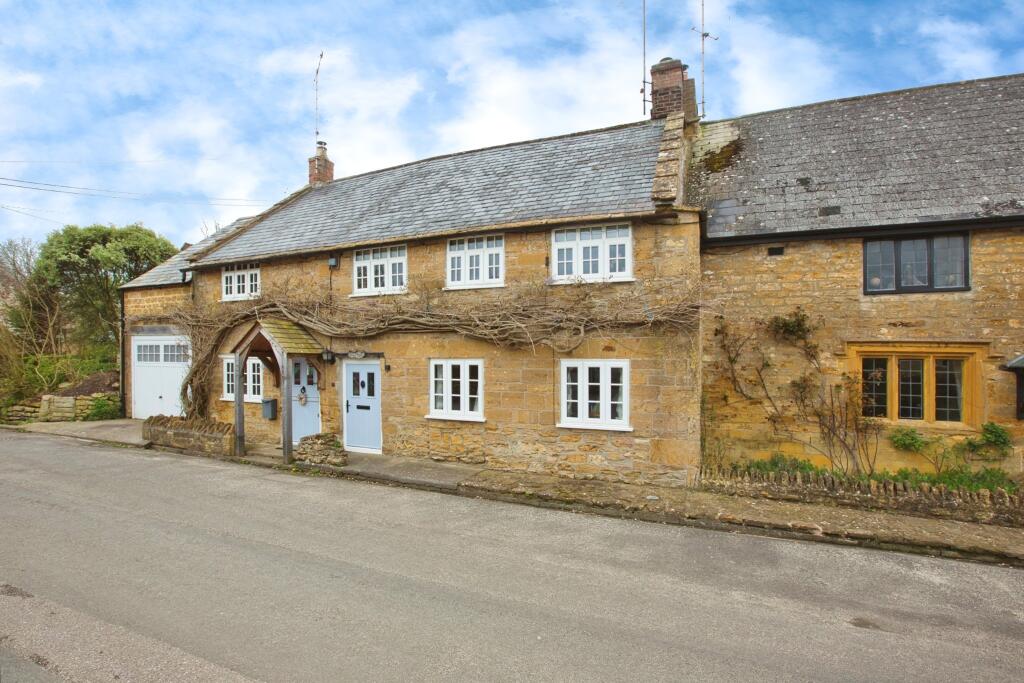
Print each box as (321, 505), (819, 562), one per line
(233, 351), (245, 457)
(281, 351), (292, 464)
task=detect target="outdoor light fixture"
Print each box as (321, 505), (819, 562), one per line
(321, 349), (336, 364)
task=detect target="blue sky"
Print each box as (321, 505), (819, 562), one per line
(1, 0), (1022, 246)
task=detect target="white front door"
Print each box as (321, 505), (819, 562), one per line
(343, 361), (382, 453)
(132, 335), (190, 419)
(291, 357), (321, 443)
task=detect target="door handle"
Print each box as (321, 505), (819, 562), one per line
(345, 400), (350, 413)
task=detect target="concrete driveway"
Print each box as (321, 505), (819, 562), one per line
(19, 418), (147, 447)
(1, 431), (1022, 682)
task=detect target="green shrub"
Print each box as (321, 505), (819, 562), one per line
(869, 465), (1017, 493)
(83, 396), (121, 421)
(736, 453), (828, 477)
(888, 426), (929, 452)
(729, 452), (1018, 494)
(962, 422), (1013, 458)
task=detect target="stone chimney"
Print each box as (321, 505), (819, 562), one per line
(308, 140), (334, 185)
(650, 57), (698, 121)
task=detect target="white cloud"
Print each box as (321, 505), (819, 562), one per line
(431, 3), (664, 153)
(918, 18), (999, 80)
(257, 45), (422, 176)
(685, 0), (840, 117)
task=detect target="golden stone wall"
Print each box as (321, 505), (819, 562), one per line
(192, 213), (704, 484)
(701, 227), (1024, 474)
(122, 285), (193, 418)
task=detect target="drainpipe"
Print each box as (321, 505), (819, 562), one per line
(119, 288), (126, 418)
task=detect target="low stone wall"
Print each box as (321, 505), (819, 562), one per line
(143, 415), (235, 457)
(699, 467), (1024, 527)
(293, 433), (348, 467)
(1, 392), (119, 424)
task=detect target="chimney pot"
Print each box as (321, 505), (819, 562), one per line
(308, 141), (334, 185)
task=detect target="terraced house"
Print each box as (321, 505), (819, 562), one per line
(122, 60), (1024, 482)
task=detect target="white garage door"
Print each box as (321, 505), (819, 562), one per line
(132, 335), (191, 419)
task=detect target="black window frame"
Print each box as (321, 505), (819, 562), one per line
(862, 232), (970, 295)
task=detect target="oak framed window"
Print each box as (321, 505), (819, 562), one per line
(353, 245), (407, 296)
(849, 343), (985, 426)
(863, 233), (969, 294)
(447, 235), (504, 289)
(427, 359), (484, 422)
(558, 359), (631, 431)
(550, 225), (633, 283)
(221, 263), (261, 301)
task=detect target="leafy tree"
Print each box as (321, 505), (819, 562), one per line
(34, 224), (176, 346)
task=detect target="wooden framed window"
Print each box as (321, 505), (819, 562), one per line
(353, 245), (407, 295)
(848, 343), (985, 426)
(221, 263), (261, 301)
(863, 233), (969, 294)
(550, 225), (633, 283)
(558, 360), (631, 431)
(447, 235), (504, 289)
(427, 359), (484, 422)
(221, 356), (264, 403)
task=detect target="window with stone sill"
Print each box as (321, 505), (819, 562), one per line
(559, 359), (630, 430)
(863, 233), (969, 294)
(550, 225), (633, 283)
(221, 356), (264, 403)
(854, 345), (984, 426)
(353, 245), (407, 295)
(429, 359), (483, 421)
(447, 235), (504, 288)
(221, 263), (261, 301)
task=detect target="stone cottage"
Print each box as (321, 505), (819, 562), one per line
(121, 60), (1024, 481)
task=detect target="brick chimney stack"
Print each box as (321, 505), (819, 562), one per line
(650, 57), (698, 121)
(308, 140), (334, 185)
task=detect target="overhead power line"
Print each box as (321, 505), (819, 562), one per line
(0, 176), (268, 207)
(0, 204), (64, 225)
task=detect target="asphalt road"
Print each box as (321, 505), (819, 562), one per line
(1, 432), (1022, 682)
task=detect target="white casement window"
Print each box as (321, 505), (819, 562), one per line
(221, 263), (261, 301)
(447, 235), (504, 288)
(559, 360), (631, 431)
(221, 356), (264, 403)
(353, 245), (407, 295)
(550, 225), (633, 283)
(427, 359), (484, 421)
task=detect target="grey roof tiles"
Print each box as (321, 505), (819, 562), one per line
(688, 73), (1024, 239)
(193, 120), (666, 266)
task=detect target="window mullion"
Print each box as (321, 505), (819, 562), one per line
(924, 356), (936, 422)
(600, 363), (610, 423)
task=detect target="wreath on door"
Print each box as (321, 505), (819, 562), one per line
(297, 386), (308, 406)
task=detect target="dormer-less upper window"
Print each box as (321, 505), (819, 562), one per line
(222, 263), (261, 301)
(447, 235), (504, 289)
(863, 234), (969, 294)
(550, 225), (633, 284)
(352, 245), (407, 296)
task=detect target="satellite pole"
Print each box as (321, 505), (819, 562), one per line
(691, 0), (718, 119)
(314, 51), (324, 142)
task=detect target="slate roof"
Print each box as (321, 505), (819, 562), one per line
(688, 73), (1024, 240)
(191, 120), (666, 266)
(121, 218), (251, 289)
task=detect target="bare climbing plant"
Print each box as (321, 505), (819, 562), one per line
(128, 277), (702, 419)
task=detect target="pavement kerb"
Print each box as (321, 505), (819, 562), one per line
(7, 425), (1022, 568)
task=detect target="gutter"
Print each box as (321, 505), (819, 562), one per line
(701, 214), (1024, 248)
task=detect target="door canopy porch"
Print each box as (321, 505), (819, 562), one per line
(228, 317), (327, 463)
